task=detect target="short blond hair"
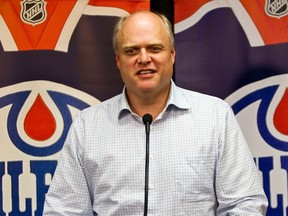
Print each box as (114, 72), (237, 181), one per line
(112, 11), (174, 53)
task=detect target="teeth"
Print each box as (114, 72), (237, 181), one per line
(140, 70), (153, 74)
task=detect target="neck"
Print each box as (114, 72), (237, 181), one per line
(126, 88), (170, 121)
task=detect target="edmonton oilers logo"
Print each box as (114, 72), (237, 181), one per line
(0, 81), (100, 215)
(265, 0), (288, 18)
(225, 74), (288, 216)
(20, 0), (47, 26)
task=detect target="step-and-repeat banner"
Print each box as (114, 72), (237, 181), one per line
(0, 1), (149, 215)
(0, 0), (288, 215)
(174, 1), (288, 215)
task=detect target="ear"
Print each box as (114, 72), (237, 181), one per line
(171, 48), (176, 64)
(116, 54), (120, 69)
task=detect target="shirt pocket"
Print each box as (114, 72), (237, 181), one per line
(175, 156), (216, 203)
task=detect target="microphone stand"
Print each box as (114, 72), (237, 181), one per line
(142, 114), (152, 216)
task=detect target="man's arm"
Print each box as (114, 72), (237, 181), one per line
(215, 104), (268, 215)
(43, 116), (94, 215)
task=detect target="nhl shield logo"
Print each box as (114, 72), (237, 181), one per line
(265, 0), (288, 18)
(20, 0), (47, 26)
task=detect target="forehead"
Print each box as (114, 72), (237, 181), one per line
(119, 12), (169, 45)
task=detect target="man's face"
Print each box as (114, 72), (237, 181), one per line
(115, 12), (175, 99)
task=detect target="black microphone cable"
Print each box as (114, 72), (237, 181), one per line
(142, 113), (153, 216)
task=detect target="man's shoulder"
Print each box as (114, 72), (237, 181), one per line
(77, 94), (122, 118)
(177, 86), (228, 107)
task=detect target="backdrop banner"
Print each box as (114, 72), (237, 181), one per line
(174, 1), (288, 215)
(1, 0), (288, 215)
(0, 1), (149, 215)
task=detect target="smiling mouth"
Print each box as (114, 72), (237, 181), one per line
(137, 70), (155, 75)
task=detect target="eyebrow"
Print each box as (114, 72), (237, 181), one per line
(123, 42), (164, 49)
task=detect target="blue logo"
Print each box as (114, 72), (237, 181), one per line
(226, 75), (288, 215)
(0, 81), (100, 215)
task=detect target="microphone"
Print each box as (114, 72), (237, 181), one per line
(143, 113), (153, 134)
(142, 113), (152, 216)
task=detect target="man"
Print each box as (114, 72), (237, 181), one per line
(43, 11), (268, 215)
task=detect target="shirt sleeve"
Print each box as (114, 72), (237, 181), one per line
(215, 103), (268, 215)
(43, 114), (94, 216)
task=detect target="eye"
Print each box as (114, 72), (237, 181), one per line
(148, 45), (164, 53)
(124, 48), (139, 56)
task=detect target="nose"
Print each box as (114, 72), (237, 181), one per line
(138, 49), (151, 64)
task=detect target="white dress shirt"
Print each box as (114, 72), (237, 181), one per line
(43, 81), (268, 215)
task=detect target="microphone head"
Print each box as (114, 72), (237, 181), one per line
(142, 113), (153, 124)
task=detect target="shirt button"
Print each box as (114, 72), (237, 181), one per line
(150, 154), (154, 159)
(149, 184), (154, 190)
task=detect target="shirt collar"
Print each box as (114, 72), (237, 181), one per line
(166, 80), (190, 110)
(118, 80), (191, 120)
(118, 87), (132, 120)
